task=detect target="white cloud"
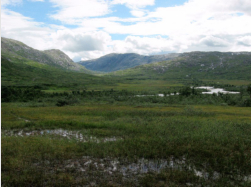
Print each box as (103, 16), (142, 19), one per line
(49, 0), (110, 24)
(130, 10), (146, 17)
(1, 9), (54, 50)
(237, 36), (251, 46)
(1, 0), (251, 61)
(199, 36), (229, 47)
(1, 0), (22, 6)
(1, 9), (114, 60)
(1, 0), (44, 7)
(111, 0), (155, 9)
(55, 30), (112, 52)
(111, 0), (154, 17)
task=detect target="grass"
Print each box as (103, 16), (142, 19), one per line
(2, 102), (251, 186)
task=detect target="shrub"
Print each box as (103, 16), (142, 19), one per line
(56, 99), (69, 107)
(240, 99), (251, 107)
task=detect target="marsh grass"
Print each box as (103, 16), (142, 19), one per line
(2, 102), (251, 186)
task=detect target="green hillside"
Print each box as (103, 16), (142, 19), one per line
(1, 56), (117, 90)
(1, 37), (93, 74)
(109, 51), (251, 81)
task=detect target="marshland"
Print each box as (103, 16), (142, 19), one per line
(2, 83), (251, 186)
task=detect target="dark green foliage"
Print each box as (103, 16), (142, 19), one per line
(247, 84), (251, 98)
(240, 98), (251, 107)
(179, 86), (199, 96)
(56, 99), (69, 107)
(1, 86), (44, 102)
(2, 85), (251, 107)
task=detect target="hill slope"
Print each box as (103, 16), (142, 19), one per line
(1, 37), (90, 72)
(78, 53), (180, 72)
(109, 51), (251, 81)
(1, 55), (114, 89)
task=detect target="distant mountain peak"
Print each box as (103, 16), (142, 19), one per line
(78, 53), (180, 72)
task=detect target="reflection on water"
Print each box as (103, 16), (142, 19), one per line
(136, 93), (179, 97)
(2, 129), (122, 143)
(195, 86), (240, 95)
(61, 156), (222, 180)
(136, 86), (239, 97)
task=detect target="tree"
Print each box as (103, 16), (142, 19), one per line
(239, 86), (244, 99)
(180, 86), (192, 97)
(247, 84), (251, 98)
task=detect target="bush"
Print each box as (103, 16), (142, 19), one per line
(240, 99), (251, 107)
(56, 99), (69, 107)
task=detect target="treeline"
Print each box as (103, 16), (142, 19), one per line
(1, 86), (45, 102)
(1, 86), (134, 103)
(2, 85), (251, 107)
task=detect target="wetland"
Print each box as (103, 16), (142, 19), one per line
(2, 97), (251, 186)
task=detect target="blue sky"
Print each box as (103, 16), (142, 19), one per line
(1, 0), (251, 61)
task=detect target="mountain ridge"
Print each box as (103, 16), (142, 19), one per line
(78, 52), (180, 72)
(108, 51), (251, 81)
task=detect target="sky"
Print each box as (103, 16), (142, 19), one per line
(1, 0), (251, 61)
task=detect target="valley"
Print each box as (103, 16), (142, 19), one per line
(1, 37), (251, 186)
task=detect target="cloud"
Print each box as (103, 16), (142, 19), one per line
(1, 0), (22, 6)
(199, 36), (229, 47)
(1, 0), (251, 61)
(1, 0), (44, 7)
(130, 10), (146, 17)
(237, 36), (251, 46)
(1, 9), (54, 50)
(111, 0), (155, 9)
(111, 0), (154, 17)
(1, 8), (113, 60)
(57, 31), (112, 52)
(49, 0), (110, 24)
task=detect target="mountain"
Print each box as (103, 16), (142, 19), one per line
(78, 53), (180, 72)
(1, 37), (110, 88)
(1, 54), (111, 89)
(1, 37), (90, 72)
(109, 51), (251, 81)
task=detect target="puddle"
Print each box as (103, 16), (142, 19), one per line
(55, 156), (223, 181)
(2, 129), (122, 143)
(31, 156), (251, 186)
(55, 156), (251, 184)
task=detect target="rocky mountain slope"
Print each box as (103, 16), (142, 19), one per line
(1, 37), (89, 72)
(110, 51), (251, 80)
(78, 53), (180, 72)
